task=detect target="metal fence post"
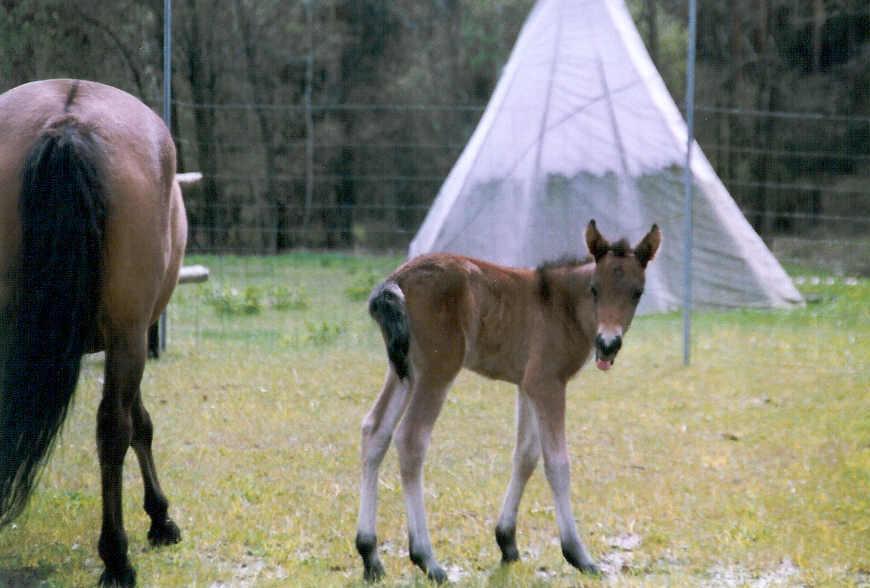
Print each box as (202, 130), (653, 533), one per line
(151, 0), (172, 358)
(682, 0), (697, 366)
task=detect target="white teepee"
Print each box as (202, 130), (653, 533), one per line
(409, 0), (802, 313)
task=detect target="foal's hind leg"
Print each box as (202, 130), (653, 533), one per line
(495, 388), (541, 563)
(131, 393), (181, 546)
(356, 369), (411, 581)
(394, 373), (454, 584)
(97, 330), (147, 587)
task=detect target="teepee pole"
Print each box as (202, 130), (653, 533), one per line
(682, 0), (697, 366)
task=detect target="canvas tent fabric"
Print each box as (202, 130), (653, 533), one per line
(409, 0), (802, 313)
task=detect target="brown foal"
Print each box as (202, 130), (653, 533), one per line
(356, 220), (661, 582)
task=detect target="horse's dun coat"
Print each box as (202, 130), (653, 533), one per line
(356, 220), (661, 582)
(0, 79), (187, 587)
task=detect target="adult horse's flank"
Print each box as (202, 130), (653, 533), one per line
(0, 80), (187, 587)
(356, 220), (661, 582)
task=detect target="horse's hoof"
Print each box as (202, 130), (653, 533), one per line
(410, 543), (447, 584)
(426, 563), (448, 584)
(362, 559), (385, 583)
(99, 565), (136, 587)
(561, 540), (600, 576)
(500, 548), (520, 564)
(495, 525), (520, 563)
(566, 555), (601, 576)
(148, 518), (182, 546)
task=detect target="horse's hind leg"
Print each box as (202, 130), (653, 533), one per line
(97, 329), (147, 587)
(131, 393), (181, 546)
(356, 368), (411, 581)
(495, 388), (541, 563)
(394, 372), (454, 584)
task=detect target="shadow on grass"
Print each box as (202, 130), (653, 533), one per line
(0, 565), (56, 587)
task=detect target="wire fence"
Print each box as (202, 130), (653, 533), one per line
(160, 95), (868, 386)
(172, 98), (868, 277)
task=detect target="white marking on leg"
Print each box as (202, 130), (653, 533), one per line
(393, 377), (451, 580)
(530, 384), (597, 571)
(497, 389), (540, 533)
(357, 370), (410, 538)
(396, 419), (435, 557)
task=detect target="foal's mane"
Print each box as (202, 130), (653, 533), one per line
(534, 238), (634, 304)
(535, 255), (593, 304)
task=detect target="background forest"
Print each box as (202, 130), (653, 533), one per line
(1, 0), (867, 269)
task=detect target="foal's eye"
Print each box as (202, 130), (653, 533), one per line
(632, 289), (643, 302)
(590, 285), (598, 299)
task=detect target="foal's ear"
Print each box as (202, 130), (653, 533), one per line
(585, 219), (610, 262)
(634, 224), (662, 268)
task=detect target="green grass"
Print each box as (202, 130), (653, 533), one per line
(0, 253), (866, 587)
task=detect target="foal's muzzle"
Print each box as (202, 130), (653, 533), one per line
(594, 333), (622, 371)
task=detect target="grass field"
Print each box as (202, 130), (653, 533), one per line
(0, 253), (867, 587)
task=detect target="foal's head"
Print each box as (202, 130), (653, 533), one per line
(585, 220), (661, 371)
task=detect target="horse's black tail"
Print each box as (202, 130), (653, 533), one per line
(0, 119), (107, 526)
(368, 281), (410, 380)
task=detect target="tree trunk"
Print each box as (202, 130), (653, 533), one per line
(752, 0), (771, 236)
(645, 0), (659, 65)
(185, 0), (222, 249)
(233, 0), (283, 253)
(812, 0), (825, 72)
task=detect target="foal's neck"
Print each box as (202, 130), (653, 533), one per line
(537, 262), (596, 342)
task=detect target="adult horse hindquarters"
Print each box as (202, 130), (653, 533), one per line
(356, 220), (661, 582)
(0, 79), (187, 587)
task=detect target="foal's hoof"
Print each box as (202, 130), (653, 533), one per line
(356, 532), (385, 582)
(148, 518), (182, 546)
(99, 566), (136, 587)
(411, 555), (447, 584)
(495, 525), (520, 563)
(577, 561), (601, 576)
(562, 541), (601, 576)
(362, 559), (385, 583)
(564, 553), (601, 576)
(422, 563), (447, 584)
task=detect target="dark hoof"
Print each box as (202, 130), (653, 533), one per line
(410, 552), (447, 583)
(562, 541), (600, 576)
(99, 566), (136, 587)
(495, 525), (520, 563)
(425, 564), (448, 584)
(148, 518), (182, 546)
(356, 532), (385, 582)
(362, 559), (385, 583)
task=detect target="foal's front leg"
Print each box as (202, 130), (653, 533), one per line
(495, 388), (541, 563)
(527, 380), (599, 575)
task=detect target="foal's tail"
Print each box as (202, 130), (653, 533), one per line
(0, 119), (107, 526)
(368, 281), (410, 380)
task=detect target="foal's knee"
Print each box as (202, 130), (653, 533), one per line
(395, 427), (427, 461)
(515, 440), (540, 473)
(361, 418), (392, 463)
(394, 426), (428, 470)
